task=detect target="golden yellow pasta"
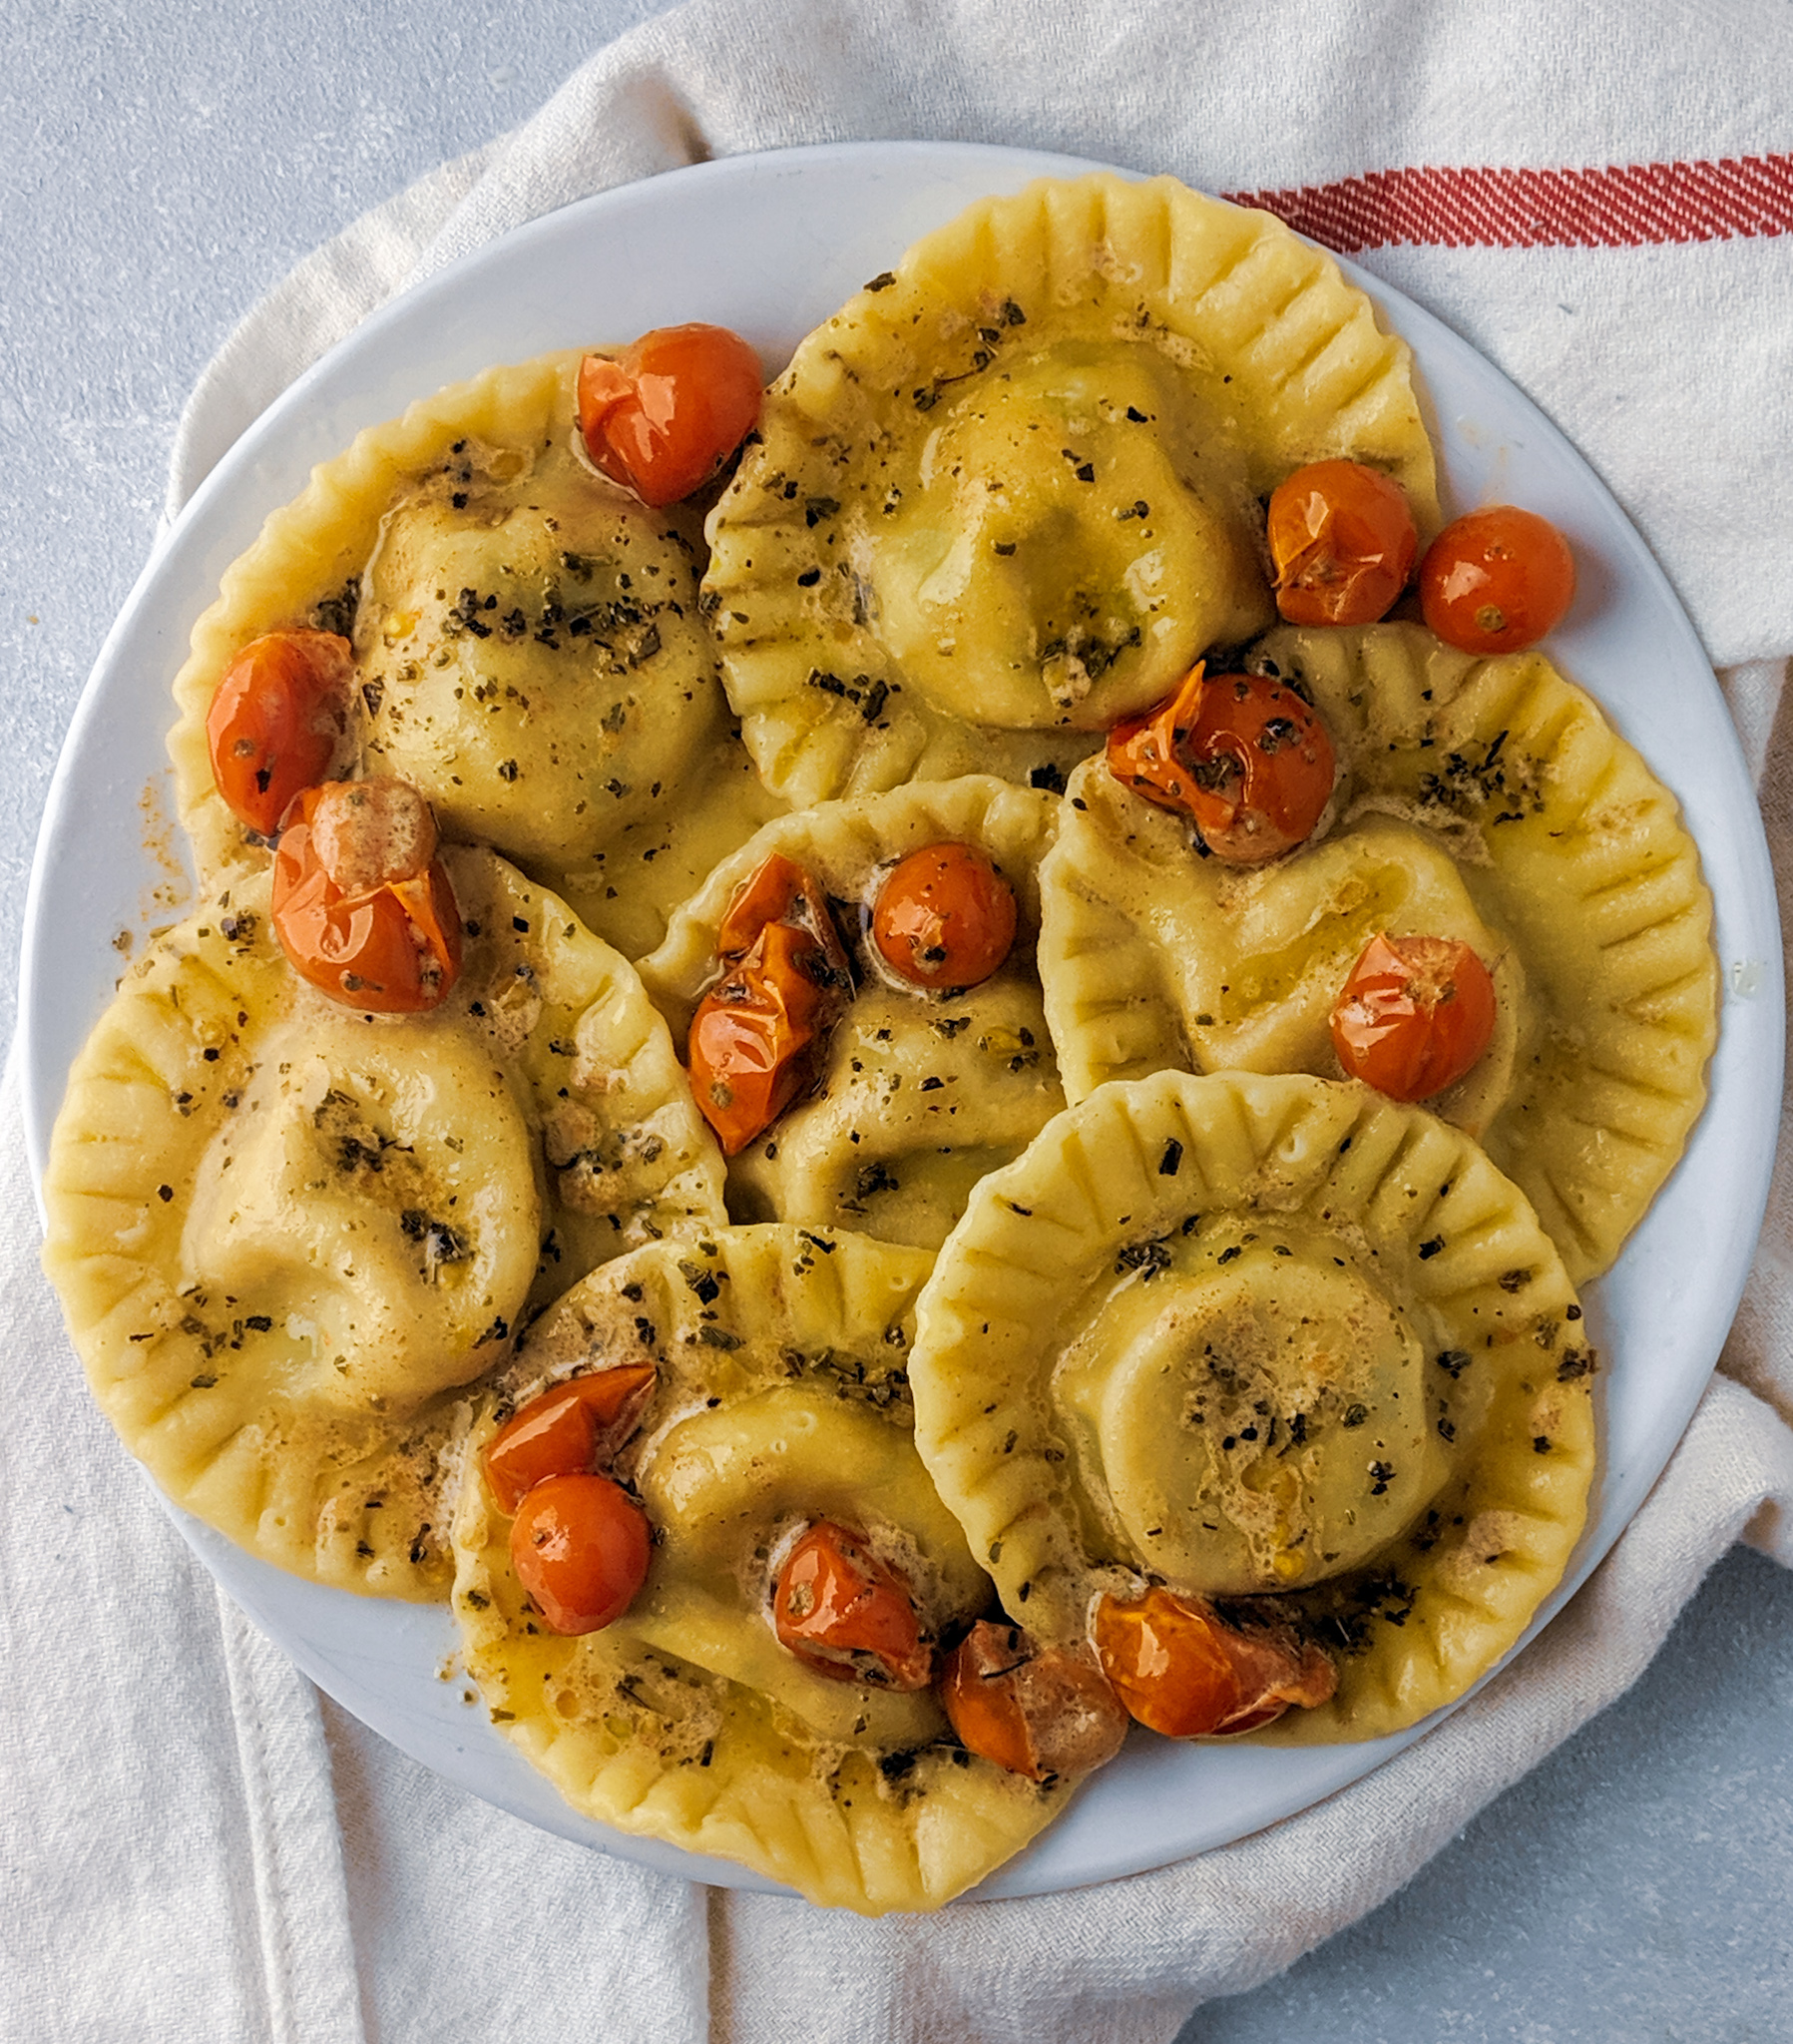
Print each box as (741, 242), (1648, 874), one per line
(41, 849), (725, 1598)
(1040, 622), (1718, 1281)
(452, 1226), (1071, 1913)
(908, 1070), (1595, 1743)
(703, 172), (1437, 804)
(167, 349), (785, 959)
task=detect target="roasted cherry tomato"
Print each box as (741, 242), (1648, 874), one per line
(1093, 1587), (1336, 1739)
(870, 842), (1018, 991)
(1330, 932), (1497, 1102)
(771, 1520), (933, 1691)
(1418, 505), (1575, 654)
(1106, 666), (1336, 864)
(940, 1620), (1129, 1783)
(510, 1471), (651, 1635)
(577, 323), (763, 508)
(206, 629), (352, 834)
(270, 778), (462, 1013)
(686, 854), (852, 1156)
(484, 1365), (660, 1515)
(1267, 460), (1417, 627)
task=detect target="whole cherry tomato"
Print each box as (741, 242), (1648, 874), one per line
(577, 323), (763, 508)
(1330, 932), (1497, 1101)
(270, 778), (462, 1013)
(1093, 1587), (1336, 1739)
(686, 853), (853, 1156)
(1418, 505), (1575, 654)
(207, 629), (352, 834)
(1267, 460), (1417, 627)
(940, 1620), (1129, 1783)
(771, 1520), (933, 1691)
(510, 1471), (651, 1635)
(1106, 665), (1336, 864)
(870, 842), (1018, 991)
(484, 1365), (660, 1515)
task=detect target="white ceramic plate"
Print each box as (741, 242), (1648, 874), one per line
(21, 141), (1783, 1901)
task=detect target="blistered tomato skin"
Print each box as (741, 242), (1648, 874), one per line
(207, 630), (353, 835)
(1106, 666), (1336, 865)
(1330, 932), (1498, 1101)
(772, 1521), (934, 1691)
(1419, 506), (1575, 654)
(577, 323), (763, 508)
(510, 1472), (652, 1635)
(686, 854), (853, 1156)
(870, 842), (1018, 991)
(1094, 1587), (1336, 1739)
(484, 1366), (660, 1515)
(941, 1621), (1129, 1782)
(1267, 460), (1418, 628)
(270, 779), (462, 1013)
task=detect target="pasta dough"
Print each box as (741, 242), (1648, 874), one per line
(639, 777), (1065, 1249)
(1040, 623), (1718, 1280)
(452, 1226), (1070, 1913)
(703, 172), (1437, 804)
(908, 1070), (1596, 1742)
(41, 849), (725, 1598)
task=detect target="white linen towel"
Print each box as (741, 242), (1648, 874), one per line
(11, 2), (1793, 2038)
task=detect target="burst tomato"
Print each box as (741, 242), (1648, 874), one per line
(270, 778), (462, 1013)
(771, 1521), (933, 1691)
(206, 629), (352, 834)
(577, 323), (763, 507)
(1093, 1587), (1336, 1739)
(940, 1620), (1129, 1783)
(870, 842), (1018, 990)
(1330, 932), (1497, 1101)
(1267, 460), (1417, 627)
(1418, 505), (1575, 654)
(1106, 666), (1336, 864)
(484, 1366), (660, 1515)
(510, 1471), (651, 1635)
(686, 853), (852, 1155)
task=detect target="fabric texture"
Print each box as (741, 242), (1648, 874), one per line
(14, 1), (1793, 2037)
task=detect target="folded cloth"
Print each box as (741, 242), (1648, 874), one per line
(14, 1), (1793, 2038)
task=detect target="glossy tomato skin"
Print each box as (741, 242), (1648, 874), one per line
(1106, 666), (1336, 864)
(578, 323), (763, 508)
(1267, 460), (1417, 627)
(510, 1472), (651, 1635)
(484, 1365), (660, 1515)
(207, 630), (352, 834)
(1330, 932), (1497, 1101)
(270, 780), (462, 1013)
(1094, 1587), (1336, 1739)
(1419, 505), (1575, 654)
(686, 853), (853, 1155)
(771, 1521), (933, 1691)
(870, 842), (1018, 991)
(941, 1620), (1128, 1782)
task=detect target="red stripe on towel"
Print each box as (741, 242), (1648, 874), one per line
(1223, 155), (1793, 251)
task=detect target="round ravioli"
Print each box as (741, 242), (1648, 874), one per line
(703, 172), (1437, 804)
(40, 848), (725, 1598)
(167, 348), (784, 958)
(908, 1071), (1596, 1743)
(1040, 623), (1718, 1282)
(639, 777), (1066, 1250)
(452, 1226), (1072, 1913)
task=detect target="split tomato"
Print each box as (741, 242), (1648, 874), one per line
(1267, 460), (1417, 627)
(1330, 932), (1497, 1101)
(940, 1620), (1129, 1783)
(577, 322), (763, 507)
(1106, 666), (1335, 864)
(270, 778), (462, 1013)
(771, 1521), (933, 1691)
(1093, 1587), (1336, 1739)
(484, 1366), (660, 1515)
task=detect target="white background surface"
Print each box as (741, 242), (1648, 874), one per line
(6, 3), (1792, 2034)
